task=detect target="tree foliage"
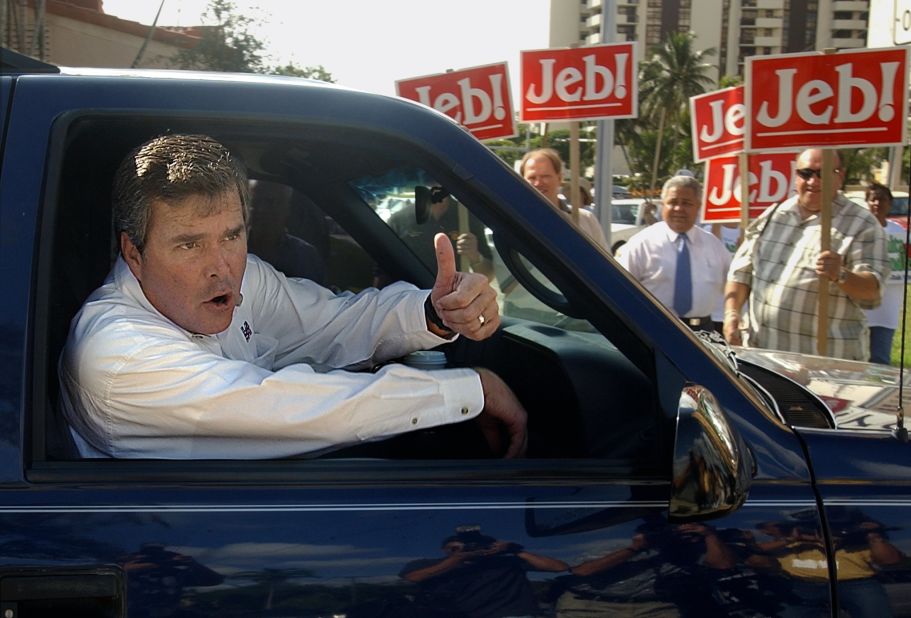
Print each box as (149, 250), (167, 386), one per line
(172, 0), (334, 82)
(270, 63), (335, 82)
(172, 0), (264, 72)
(637, 32), (716, 190)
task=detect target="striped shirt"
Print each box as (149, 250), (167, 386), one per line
(728, 194), (889, 361)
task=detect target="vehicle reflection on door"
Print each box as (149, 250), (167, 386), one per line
(551, 517), (789, 616)
(397, 524), (568, 617)
(757, 507), (906, 618)
(121, 543), (224, 617)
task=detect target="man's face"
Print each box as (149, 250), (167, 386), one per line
(522, 156), (561, 207)
(795, 149), (844, 212)
(662, 186), (700, 233)
(122, 190), (248, 335)
(867, 191), (891, 226)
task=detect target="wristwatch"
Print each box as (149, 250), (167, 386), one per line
(424, 296), (453, 334)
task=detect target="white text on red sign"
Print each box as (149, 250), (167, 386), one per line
(396, 63), (515, 141)
(689, 86), (744, 163)
(746, 47), (909, 151)
(520, 43), (636, 122)
(702, 153), (797, 224)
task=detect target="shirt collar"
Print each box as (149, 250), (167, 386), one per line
(660, 221), (694, 243)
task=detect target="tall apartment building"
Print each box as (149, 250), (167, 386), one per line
(550, 0), (871, 82)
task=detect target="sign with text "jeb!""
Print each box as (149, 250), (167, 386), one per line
(745, 47), (910, 151)
(702, 152), (797, 223)
(520, 43), (636, 122)
(689, 86), (744, 163)
(396, 63), (515, 141)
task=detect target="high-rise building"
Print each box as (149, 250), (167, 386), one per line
(550, 0), (871, 82)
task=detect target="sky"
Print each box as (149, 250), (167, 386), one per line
(101, 0), (551, 101)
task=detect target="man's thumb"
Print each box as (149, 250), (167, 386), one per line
(434, 233), (457, 287)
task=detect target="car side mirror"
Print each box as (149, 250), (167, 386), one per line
(669, 384), (755, 521)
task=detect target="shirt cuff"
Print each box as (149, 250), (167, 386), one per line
(426, 368), (484, 426)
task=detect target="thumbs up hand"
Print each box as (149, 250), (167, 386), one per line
(428, 233), (499, 340)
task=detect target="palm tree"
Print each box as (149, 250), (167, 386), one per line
(639, 32), (716, 191)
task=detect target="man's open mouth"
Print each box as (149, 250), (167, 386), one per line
(207, 293), (231, 307)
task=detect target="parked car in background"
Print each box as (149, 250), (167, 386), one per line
(607, 197), (659, 254)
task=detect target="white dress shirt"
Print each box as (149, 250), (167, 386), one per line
(60, 255), (483, 459)
(617, 221), (731, 318)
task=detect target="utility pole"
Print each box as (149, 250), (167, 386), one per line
(594, 0), (617, 246)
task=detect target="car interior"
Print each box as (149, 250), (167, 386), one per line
(29, 112), (677, 478)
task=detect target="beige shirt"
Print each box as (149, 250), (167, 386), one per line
(556, 199), (609, 251)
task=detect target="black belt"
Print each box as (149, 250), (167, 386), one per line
(682, 315), (713, 330)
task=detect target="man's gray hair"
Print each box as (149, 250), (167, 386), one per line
(112, 133), (250, 253)
(661, 175), (702, 201)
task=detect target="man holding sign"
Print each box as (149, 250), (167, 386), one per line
(724, 149), (889, 361)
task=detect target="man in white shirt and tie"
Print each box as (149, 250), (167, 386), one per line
(617, 175), (731, 332)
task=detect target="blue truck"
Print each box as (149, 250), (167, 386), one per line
(1, 48), (910, 616)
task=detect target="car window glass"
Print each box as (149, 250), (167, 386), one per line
(352, 166), (600, 334)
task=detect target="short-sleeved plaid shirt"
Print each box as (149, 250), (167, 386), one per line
(729, 194), (889, 361)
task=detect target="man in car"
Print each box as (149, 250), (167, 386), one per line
(59, 133), (527, 460)
(617, 175), (731, 333)
(724, 149), (889, 361)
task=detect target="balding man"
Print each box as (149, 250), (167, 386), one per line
(724, 148), (889, 361)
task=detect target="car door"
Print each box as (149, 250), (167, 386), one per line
(5, 71), (834, 616)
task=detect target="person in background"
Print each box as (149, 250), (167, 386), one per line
(724, 149), (889, 361)
(385, 187), (494, 282)
(247, 179), (326, 284)
(561, 177), (594, 211)
(863, 182), (906, 365)
(520, 148), (609, 252)
(617, 175), (731, 333)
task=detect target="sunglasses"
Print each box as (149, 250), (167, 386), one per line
(795, 167), (840, 180)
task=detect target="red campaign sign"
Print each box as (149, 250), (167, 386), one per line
(396, 63), (515, 141)
(702, 152), (797, 223)
(746, 46), (910, 151)
(520, 43), (636, 122)
(689, 86), (745, 162)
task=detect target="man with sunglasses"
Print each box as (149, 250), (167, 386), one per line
(723, 149), (889, 361)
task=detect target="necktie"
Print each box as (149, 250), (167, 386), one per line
(673, 233), (692, 316)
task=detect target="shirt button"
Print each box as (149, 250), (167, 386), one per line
(461, 406), (470, 415)
(411, 417), (418, 425)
